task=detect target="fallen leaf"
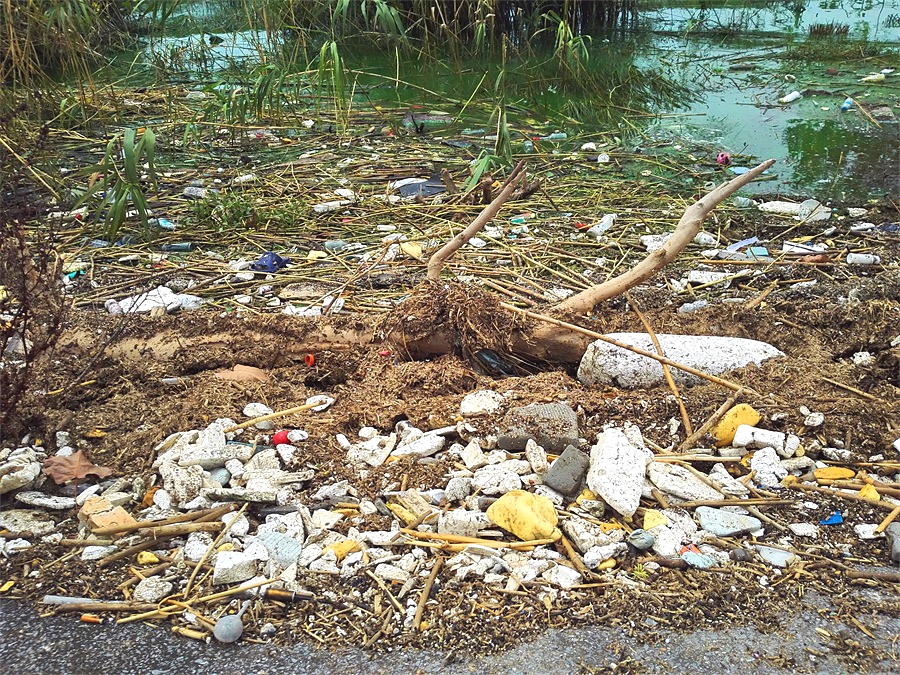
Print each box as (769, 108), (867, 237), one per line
(42, 451), (113, 484)
(214, 364), (267, 383)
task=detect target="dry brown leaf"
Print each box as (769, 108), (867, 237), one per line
(214, 364), (268, 383)
(42, 451), (113, 484)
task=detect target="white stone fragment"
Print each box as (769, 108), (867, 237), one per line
(733, 425), (786, 454)
(471, 465), (521, 495)
(460, 440), (489, 471)
(133, 577), (174, 603)
(648, 463), (723, 501)
(0, 448), (42, 494)
(578, 334), (783, 388)
(788, 523), (819, 538)
(213, 551), (263, 585)
(541, 564), (582, 588)
(750, 447), (788, 487)
(374, 563), (409, 583)
(460, 390), (505, 417)
(14, 492), (76, 510)
(524, 439), (549, 475)
(586, 426), (652, 517)
(438, 509), (482, 537)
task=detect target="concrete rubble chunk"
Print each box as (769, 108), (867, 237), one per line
(695, 506), (762, 537)
(648, 462), (723, 502)
(584, 543), (627, 568)
(78, 496), (137, 531)
(14, 492), (76, 510)
(524, 439), (549, 475)
(788, 523), (819, 538)
(213, 550), (263, 585)
(0, 448), (42, 494)
(578, 333), (783, 388)
(374, 563), (409, 583)
(541, 564), (582, 588)
(750, 447), (788, 487)
(438, 509), (483, 538)
(732, 425), (786, 454)
(586, 427), (652, 517)
(756, 545), (797, 568)
(497, 402), (579, 452)
(133, 577), (174, 603)
(445, 477), (472, 502)
(471, 464), (521, 495)
(561, 516), (617, 553)
(460, 440), (488, 470)
(542, 445), (589, 497)
(460, 390), (505, 417)
(392, 434), (444, 458)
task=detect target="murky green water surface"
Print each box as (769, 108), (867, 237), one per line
(138, 1), (899, 199)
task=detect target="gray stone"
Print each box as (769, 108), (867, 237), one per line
(578, 333), (783, 388)
(497, 402), (579, 452)
(695, 506), (762, 537)
(586, 427), (651, 517)
(542, 445), (589, 497)
(133, 577), (174, 603)
(885, 523), (900, 564)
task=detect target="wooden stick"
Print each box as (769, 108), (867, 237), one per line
(826, 480), (900, 499)
(558, 533), (592, 578)
(58, 539), (117, 547)
(874, 506), (900, 534)
(426, 161), (527, 280)
(223, 402), (322, 433)
(140, 522), (224, 539)
(556, 159), (776, 313)
(117, 562), (172, 590)
(501, 303), (756, 395)
(677, 388), (744, 452)
(400, 528), (559, 548)
(98, 538), (170, 569)
(183, 503), (248, 597)
(91, 504), (237, 536)
(413, 556), (443, 631)
(365, 570), (404, 613)
(192, 576), (278, 605)
(677, 498), (794, 507)
(845, 570), (900, 582)
(626, 290), (693, 437)
(52, 602), (158, 614)
(821, 376), (882, 402)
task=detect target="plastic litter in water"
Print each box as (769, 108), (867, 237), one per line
(820, 511), (843, 526)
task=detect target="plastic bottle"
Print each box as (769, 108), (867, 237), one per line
(541, 132), (568, 141)
(846, 253), (881, 265)
(522, 139), (534, 153)
(778, 90), (802, 104)
(509, 212), (535, 225)
(840, 97), (853, 112)
(585, 214), (618, 239)
(733, 196), (758, 209)
(160, 242), (196, 252)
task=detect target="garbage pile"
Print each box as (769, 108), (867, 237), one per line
(2, 371), (899, 647)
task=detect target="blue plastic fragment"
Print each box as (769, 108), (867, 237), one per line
(821, 511), (843, 525)
(250, 251), (291, 273)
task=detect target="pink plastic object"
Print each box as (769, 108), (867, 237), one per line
(271, 430), (290, 446)
(716, 152), (731, 166)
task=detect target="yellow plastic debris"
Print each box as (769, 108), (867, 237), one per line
(399, 242), (423, 259)
(575, 488), (598, 505)
(137, 551), (160, 565)
(598, 521), (624, 533)
(814, 467), (856, 482)
(306, 250), (328, 261)
(643, 509), (669, 530)
(0, 580), (14, 593)
(857, 484), (880, 501)
(324, 540), (361, 562)
(595, 558), (616, 571)
(486, 490), (558, 541)
(216, 542), (235, 552)
(714, 404), (762, 447)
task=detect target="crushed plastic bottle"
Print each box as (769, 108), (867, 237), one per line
(840, 97), (854, 112)
(585, 214), (618, 239)
(778, 91), (802, 104)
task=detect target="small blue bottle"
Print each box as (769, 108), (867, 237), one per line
(840, 97), (853, 112)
